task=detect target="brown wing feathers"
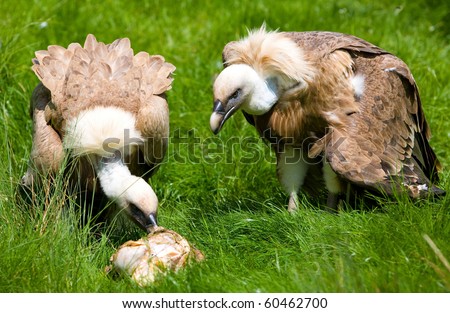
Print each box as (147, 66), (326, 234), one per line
(322, 43), (442, 196)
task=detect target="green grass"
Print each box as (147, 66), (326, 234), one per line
(1, 0), (449, 292)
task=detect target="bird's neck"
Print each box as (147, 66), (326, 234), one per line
(244, 76), (279, 115)
(94, 152), (158, 231)
(94, 153), (141, 207)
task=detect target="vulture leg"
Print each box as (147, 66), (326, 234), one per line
(276, 146), (309, 212)
(288, 192), (299, 212)
(323, 162), (343, 211)
(326, 193), (340, 212)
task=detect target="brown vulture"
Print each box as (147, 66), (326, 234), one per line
(210, 27), (444, 210)
(21, 34), (175, 232)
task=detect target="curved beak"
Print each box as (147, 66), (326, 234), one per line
(129, 204), (158, 234)
(209, 100), (239, 135)
(146, 212), (158, 233)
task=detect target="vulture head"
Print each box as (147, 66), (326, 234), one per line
(210, 27), (315, 135)
(95, 151), (159, 231)
(210, 64), (279, 134)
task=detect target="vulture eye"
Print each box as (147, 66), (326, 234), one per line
(229, 89), (241, 101)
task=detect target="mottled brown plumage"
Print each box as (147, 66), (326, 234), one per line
(211, 27), (444, 210)
(22, 34), (175, 231)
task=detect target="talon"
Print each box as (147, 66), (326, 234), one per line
(288, 192), (299, 212)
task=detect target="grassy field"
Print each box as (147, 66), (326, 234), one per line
(0, 0), (449, 292)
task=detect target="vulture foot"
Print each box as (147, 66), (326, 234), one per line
(287, 192), (299, 212)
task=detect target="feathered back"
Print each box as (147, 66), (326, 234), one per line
(222, 26), (316, 88)
(32, 34), (175, 123)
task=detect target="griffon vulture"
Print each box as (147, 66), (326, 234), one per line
(210, 27), (444, 210)
(21, 34), (175, 232)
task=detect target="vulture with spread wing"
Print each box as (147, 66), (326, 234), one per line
(21, 34), (175, 232)
(210, 27), (444, 210)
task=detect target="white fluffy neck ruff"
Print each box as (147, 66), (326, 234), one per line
(64, 106), (143, 157)
(225, 26), (316, 89)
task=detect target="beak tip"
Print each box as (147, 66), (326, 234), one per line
(210, 125), (220, 135)
(145, 213), (158, 233)
(209, 112), (224, 135)
(149, 213), (158, 226)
